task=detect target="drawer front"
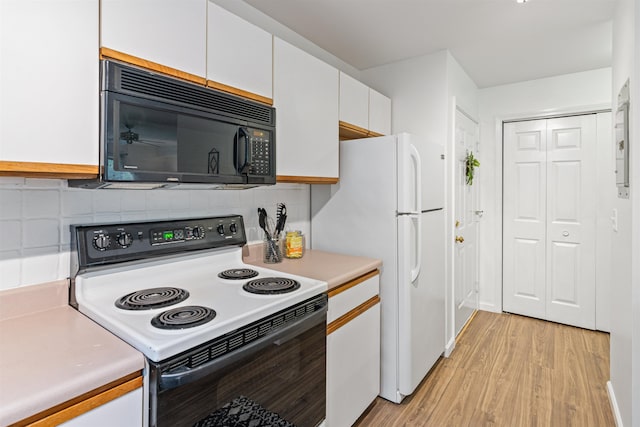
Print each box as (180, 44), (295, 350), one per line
(327, 272), (379, 324)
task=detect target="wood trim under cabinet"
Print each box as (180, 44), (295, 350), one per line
(327, 295), (380, 335)
(206, 80), (273, 106)
(11, 371), (142, 427)
(0, 161), (99, 179)
(100, 47), (207, 86)
(328, 270), (379, 298)
(277, 175), (339, 185)
(339, 121), (370, 140)
(339, 121), (386, 141)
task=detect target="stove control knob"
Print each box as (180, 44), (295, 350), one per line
(93, 234), (111, 251)
(192, 227), (201, 238)
(217, 224), (225, 235)
(117, 232), (133, 248)
(229, 223), (237, 233)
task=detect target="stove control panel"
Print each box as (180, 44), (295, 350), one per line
(73, 215), (247, 268)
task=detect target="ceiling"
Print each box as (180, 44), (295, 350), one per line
(243, 0), (616, 88)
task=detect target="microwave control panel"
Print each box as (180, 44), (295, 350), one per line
(248, 129), (271, 176)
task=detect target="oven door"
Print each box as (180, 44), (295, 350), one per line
(149, 296), (327, 427)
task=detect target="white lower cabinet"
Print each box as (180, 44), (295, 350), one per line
(59, 387), (143, 427)
(326, 273), (380, 427)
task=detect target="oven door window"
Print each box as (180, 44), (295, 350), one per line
(105, 94), (245, 184)
(151, 309), (326, 427)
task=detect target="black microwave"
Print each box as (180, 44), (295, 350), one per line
(70, 60), (276, 189)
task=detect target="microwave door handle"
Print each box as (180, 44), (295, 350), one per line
(236, 127), (252, 175)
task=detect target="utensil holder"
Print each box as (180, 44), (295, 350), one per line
(263, 237), (283, 264)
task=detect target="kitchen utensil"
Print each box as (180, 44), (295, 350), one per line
(258, 207), (270, 238)
(275, 203), (287, 238)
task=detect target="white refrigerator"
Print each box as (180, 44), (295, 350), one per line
(311, 133), (445, 403)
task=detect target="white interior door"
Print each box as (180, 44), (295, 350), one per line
(502, 120), (547, 319)
(454, 110), (479, 335)
(503, 115), (597, 329)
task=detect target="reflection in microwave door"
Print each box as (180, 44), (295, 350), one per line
(208, 148), (220, 175)
(107, 159), (135, 180)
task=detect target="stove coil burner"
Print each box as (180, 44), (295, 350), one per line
(151, 306), (216, 330)
(218, 268), (259, 280)
(115, 287), (189, 310)
(243, 277), (301, 295)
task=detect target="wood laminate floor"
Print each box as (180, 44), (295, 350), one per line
(354, 311), (614, 427)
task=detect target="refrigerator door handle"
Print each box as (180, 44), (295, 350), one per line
(398, 138), (422, 214)
(410, 214), (422, 283)
(410, 143), (422, 215)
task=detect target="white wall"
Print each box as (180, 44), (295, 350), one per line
(609, 0), (637, 424)
(477, 68), (612, 314)
(0, 179), (310, 290)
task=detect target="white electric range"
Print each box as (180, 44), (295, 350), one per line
(70, 215), (328, 427)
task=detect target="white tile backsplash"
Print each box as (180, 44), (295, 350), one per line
(62, 190), (93, 216)
(0, 190), (22, 218)
(21, 248), (61, 286)
(24, 190), (60, 218)
(0, 256), (21, 288)
(0, 220), (22, 250)
(0, 178), (311, 290)
(23, 219), (59, 248)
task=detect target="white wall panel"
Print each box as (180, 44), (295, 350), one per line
(515, 163), (543, 220)
(549, 241), (579, 304)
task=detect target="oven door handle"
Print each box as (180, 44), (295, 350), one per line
(158, 306), (327, 391)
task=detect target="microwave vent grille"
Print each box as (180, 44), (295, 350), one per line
(118, 68), (273, 126)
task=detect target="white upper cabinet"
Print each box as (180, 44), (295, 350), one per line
(369, 88), (392, 136)
(0, 0), (99, 168)
(338, 72), (391, 137)
(101, 0), (207, 78)
(273, 38), (339, 181)
(207, 2), (272, 102)
(339, 72), (369, 130)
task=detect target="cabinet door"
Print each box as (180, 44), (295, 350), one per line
(0, 0), (99, 167)
(339, 72), (369, 130)
(207, 2), (272, 102)
(327, 303), (380, 427)
(369, 88), (391, 136)
(273, 38), (339, 181)
(59, 388), (143, 427)
(101, 0), (206, 77)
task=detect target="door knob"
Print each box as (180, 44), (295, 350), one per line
(455, 236), (465, 243)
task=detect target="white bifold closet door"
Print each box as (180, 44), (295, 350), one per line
(503, 115), (596, 329)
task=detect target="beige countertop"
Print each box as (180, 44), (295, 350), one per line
(0, 280), (145, 426)
(243, 245), (382, 290)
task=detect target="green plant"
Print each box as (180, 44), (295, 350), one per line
(465, 151), (480, 185)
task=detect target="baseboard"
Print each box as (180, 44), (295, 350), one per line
(444, 336), (456, 357)
(607, 381), (624, 427)
(479, 302), (501, 313)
